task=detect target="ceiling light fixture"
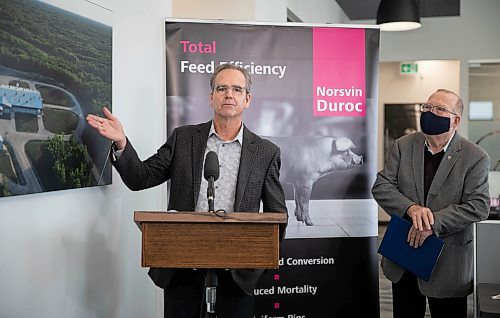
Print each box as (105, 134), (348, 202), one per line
(376, 0), (421, 31)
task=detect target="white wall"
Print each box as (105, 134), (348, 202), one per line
(255, 0), (287, 22)
(173, 0), (255, 21)
(0, 0), (170, 317)
(172, 0), (287, 22)
(287, 0), (348, 23)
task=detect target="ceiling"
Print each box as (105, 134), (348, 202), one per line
(335, 0), (460, 21)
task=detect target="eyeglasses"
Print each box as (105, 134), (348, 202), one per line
(214, 85), (247, 96)
(420, 103), (458, 116)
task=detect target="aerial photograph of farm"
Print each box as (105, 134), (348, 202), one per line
(0, 0), (112, 197)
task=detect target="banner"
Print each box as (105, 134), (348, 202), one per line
(165, 19), (380, 317)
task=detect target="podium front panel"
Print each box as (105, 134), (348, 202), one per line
(141, 222), (280, 269)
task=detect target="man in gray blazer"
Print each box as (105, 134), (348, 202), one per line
(87, 64), (287, 318)
(372, 89), (490, 318)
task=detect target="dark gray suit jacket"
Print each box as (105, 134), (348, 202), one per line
(113, 121), (287, 295)
(372, 132), (490, 297)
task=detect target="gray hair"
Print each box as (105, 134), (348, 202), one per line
(433, 88), (464, 116)
(209, 64), (252, 93)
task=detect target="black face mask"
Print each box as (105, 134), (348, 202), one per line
(420, 111), (451, 135)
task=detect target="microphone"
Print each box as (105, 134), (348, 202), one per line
(204, 151), (219, 213)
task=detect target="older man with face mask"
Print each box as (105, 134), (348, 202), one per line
(372, 89), (490, 318)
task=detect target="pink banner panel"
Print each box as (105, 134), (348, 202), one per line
(313, 28), (366, 117)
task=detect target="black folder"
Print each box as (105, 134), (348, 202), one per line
(378, 215), (444, 282)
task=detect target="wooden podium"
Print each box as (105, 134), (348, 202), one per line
(134, 211), (287, 269)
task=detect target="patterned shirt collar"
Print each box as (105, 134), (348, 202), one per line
(209, 120), (244, 144)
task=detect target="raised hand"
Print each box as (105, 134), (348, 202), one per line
(86, 107), (127, 150)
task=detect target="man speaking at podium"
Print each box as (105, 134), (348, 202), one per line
(87, 64), (287, 318)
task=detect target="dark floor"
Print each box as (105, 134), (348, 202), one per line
(377, 223), (474, 318)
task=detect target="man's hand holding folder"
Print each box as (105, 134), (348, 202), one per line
(407, 227), (434, 248)
(378, 215), (445, 282)
(406, 205), (435, 248)
(407, 204), (434, 229)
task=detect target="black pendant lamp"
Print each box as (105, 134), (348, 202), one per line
(376, 0), (421, 31)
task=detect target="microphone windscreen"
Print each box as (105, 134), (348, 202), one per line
(204, 151), (220, 181)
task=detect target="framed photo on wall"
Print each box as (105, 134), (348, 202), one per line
(384, 103), (421, 162)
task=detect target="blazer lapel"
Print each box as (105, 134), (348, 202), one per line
(234, 126), (259, 211)
(192, 121), (211, 207)
(427, 133), (461, 201)
(413, 134), (425, 206)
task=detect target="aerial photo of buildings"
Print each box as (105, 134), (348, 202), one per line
(0, 0), (112, 197)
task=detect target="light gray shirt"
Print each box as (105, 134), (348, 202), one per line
(195, 121), (243, 212)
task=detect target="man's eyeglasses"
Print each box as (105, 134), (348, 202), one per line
(214, 85), (247, 96)
(420, 103), (458, 116)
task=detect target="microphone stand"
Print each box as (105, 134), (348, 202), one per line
(205, 174), (217, 317)
(204, 269), (218, 318)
